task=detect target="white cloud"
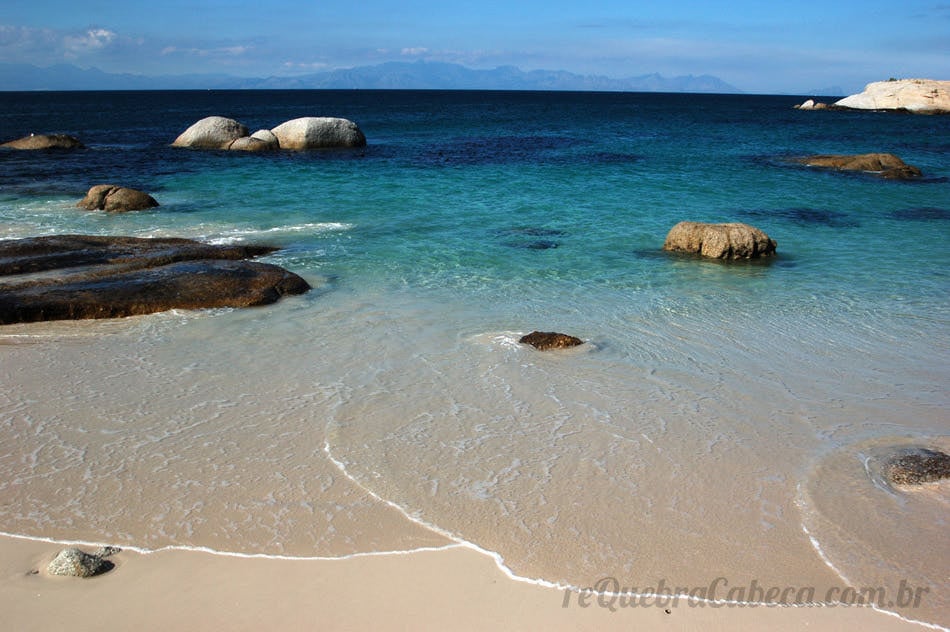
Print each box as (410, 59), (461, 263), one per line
(400, 47), (429, 56)
(161, 44), (250, 57)
(63, 28), (117, 54)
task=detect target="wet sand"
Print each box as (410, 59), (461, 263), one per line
(0, 535), (928, 632)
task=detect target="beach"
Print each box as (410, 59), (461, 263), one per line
(1, 90), (947, 630)
(0, 534), (934, 631)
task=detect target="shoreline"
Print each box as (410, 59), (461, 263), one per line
(1, 533), (934, 632)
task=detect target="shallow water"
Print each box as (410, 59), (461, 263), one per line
(1, 90), (948, 626)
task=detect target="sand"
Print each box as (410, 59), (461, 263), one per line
(1, 535), (929, 632)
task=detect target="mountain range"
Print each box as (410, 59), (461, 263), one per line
(0, 60), (741, 93)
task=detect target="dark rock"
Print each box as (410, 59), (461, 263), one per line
(891, 207), (950, 221)
(0, 235), (310, 324)
(742, 207), (859, 228)
(663, 221), (777, 259)
(0, 235), (277, 276)
(796, 153), (923, 180)
(519, 331), (584, 350)
(1, 134), (83, 150)
(884, 448), (950, 486)
(77, 185), (159, 212)
(47, 547), (111, 577)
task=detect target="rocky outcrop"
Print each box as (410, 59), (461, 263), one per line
(663, 222), (777, 259)
(0, 235), (310, 324)
(172, 116), (366, 151)
(884, 448), (950, 486)
(171, 116), (249, 149)
(835, 79), (950, 114)
(47, 547), (118, 577)
(519, 331), (584, 350)
(1, 134), (83, 150)
(271, 117), (367, 149)
(77, 185), (159, 212)
(796, 153), (922, 180)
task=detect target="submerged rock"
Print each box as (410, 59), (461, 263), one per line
(47, 547), (111, 578)
(1, 133), (83, 150)
(796, 153), (923, 180)
(663, 221), (777, 259)
(835, 79), (950, 114)
(271, 117), (367, 149)
(884, 448), (950, 486)
(0, 235), (310, 324)
(519, 331), (584, 350)
(172, 116), (249, 149)
(77, 184), (159, 212)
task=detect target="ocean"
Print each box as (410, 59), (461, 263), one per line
(1, 90), (948, 626)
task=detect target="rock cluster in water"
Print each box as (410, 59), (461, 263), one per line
(47, 546), (120, 578)
(795, 153), (923, 180)
(519, 331), (584, 350)
(0, 235), (311, 324)
(172, 115), (366, 151)
(1, 133), (84, 150)
(663, 221), (777, 260)
(884, 448), (950, 486)
(77, 184), (159, 212)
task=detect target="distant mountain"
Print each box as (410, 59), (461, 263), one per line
(0, 60), (741, 93)
(0, 63), (237, 91)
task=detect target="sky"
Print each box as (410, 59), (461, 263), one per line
(1, 1), (948, 93)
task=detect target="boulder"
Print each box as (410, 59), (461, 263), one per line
(797, 153), (922, 180)
(884, 448), (950, 486)
(47, 547), (109, 577)
(795, 99), (829, 110)
(1, 134), (83, 150)
(519, 331), (584, 350)
(228, 129), (281, 152)
(172, 116), (249, 149)
(835, 79), (950, 114)
(663, 221), (777, 259)
(0, 235), (310, 324)
(271, 117), (367, 149)
(77, 184), (159, 212)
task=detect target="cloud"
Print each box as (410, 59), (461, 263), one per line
(161, 45), (250, 57)
(63, 28), (117, 54)
(0, 24), (128, 65)
(400, 47), (429, 56)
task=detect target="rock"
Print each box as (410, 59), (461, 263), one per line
(228, 129), (280, 152)
(883, 448), (950, 486)
(1, 134), (83, 150)
(797, 153), (922, 180)
(172, 116), (249, 149)
(271, 117), (367, 150)
(519, 331), (584, 350)
(795, 99), (830, 110)
(0, 235), (310, 324)
(663, 221), (777, 259)
(835, 79), (950, 114)
(47, 547), (109, 577)
(77, 184), (159, 212)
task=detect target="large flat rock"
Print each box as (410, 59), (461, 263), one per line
(0, 235), (310, 324)
(835, 79), (950, 114)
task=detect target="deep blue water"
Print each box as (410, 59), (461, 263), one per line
(1, 90), (948, 315)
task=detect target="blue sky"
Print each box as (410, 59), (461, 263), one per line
(1, 1), (948, 93)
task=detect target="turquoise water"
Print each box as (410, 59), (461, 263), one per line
(1, 91), (948, 626)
